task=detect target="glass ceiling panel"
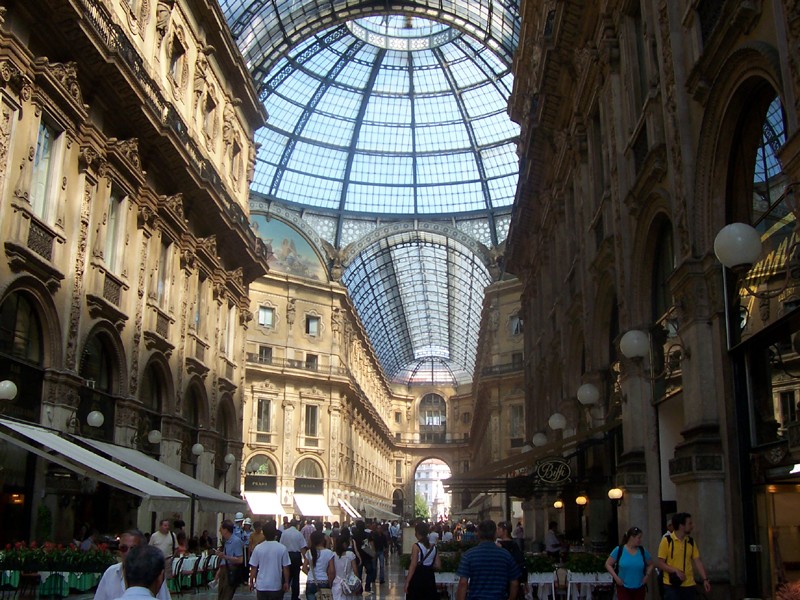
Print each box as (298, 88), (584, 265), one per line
(342, 231), (491, 384)
(220, 0), (520, 80)
(252, 18), (519, 220)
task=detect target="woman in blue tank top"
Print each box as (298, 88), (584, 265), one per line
(604, 526), (654, 600)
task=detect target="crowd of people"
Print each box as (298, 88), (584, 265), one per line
(86, 511), (713, 600)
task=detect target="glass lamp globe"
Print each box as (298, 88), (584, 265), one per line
(620, 330), (649, 359)
(553, 500), (564, 509)
(714, 222), (762, 269)
(577, 383), (600, 406)
(575, 494), (589, 506)
(191, 442), (205, 456)
(608, 487), (624, 500)
(532, 432), (548, 447)
(0, 380), (18, 400)
(86, 410), (105, 428)
(548, 413), (567, 431)
(147, 429), (162, 444)
(224, 453), (237, 465)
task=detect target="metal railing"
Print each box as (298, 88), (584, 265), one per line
(246, 353), (349, 375)
(480, 362), (524, 376)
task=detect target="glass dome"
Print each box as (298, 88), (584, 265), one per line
(251, 16), (520, 221)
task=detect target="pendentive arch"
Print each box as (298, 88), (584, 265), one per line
(694, 44), (784, 251)
(0, 276), (63, 369)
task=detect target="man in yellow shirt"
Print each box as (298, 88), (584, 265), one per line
(655, 512), (711, 599)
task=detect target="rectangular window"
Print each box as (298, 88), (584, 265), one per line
(195, 276), (207, 333)
(461, 412), (471, 424)
(781, 391), (797, 427)
(512, 352), (524, 368)
(510, 405), (524, 445)
(104, 187), (125, 273)
(258, 306), (275, 328)
(256, 398), (271, 432)
(305, 353), (318, 370)
(305, 315), (320, 337)
(395, 460), (402, 480)
(510, 315), (523, 335)
(258, 345), (273, 364)
(30, 120), (59, 220)
(256, 398), (272, 443)
(632, 7), (648, 109)
(169, 36), (185, 84)
(156, 239), (171, 305)
(223, 304), (236, 356)
(305, 404), (319, 446)
(394, 411), (402, 423)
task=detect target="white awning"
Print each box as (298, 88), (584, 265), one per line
(0, 419), (189, 513)
(293, 493), (330, 517)
(245, 492), (286, 516)
(79, 436), (246, 514)
(362, 503), (400, 520)
(338, 498), (361, 520)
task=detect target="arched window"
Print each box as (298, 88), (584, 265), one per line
(295, 458), (322, 479)
(651, 222), (675, 323)
(80, 336), (113, 393)
(0, 292), (43, 364)
(246, 455), (277, 476)
(186, 387), (202, 428)
(420, 393), (446, 442)
(139, 363), (165, 413)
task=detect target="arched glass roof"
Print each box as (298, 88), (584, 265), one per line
(218, 1), (520, 80)
(341, 230), (492, 385)
(250, 18), (519, 239)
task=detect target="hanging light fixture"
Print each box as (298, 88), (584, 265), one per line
(553, 499), (564, 509)
(575, 493), (589, 506)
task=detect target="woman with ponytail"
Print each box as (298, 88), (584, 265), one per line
(604, 527), (654, 600)
(404, 523), (440, 599)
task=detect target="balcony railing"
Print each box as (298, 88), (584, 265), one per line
(481, 362), (524, 376)
(392, 433), (470, 445)
(246, 353), (348, 375)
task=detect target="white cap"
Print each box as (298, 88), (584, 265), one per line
(234, 512), (245, 521)
(243, 518), (252, 526)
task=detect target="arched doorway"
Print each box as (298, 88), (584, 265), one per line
(77, 333), (119, 441)
(392, 489), (404, 519)
(414, 458), (451, 521)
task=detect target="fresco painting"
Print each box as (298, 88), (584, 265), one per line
(250, 214), (326, 280)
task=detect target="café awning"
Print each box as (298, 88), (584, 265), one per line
(338, 498), (362, 520)
(294, 493), (331, 516)
(78, 436), (246, 514)
(362, 503), (400, 520)
(245, 492), (286, 516)
(0, 418), (189, 513)
(444, 418), (621, 488)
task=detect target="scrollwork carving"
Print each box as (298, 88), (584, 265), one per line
(112, 138), (141, 170)
(156, 0), (175, 43)
(47, 61), (83, 105)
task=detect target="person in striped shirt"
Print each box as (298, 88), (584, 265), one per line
(456, 520), (521, 600)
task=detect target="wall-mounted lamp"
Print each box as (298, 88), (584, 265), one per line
(577, 383), (600, 406)
(86, 410), (105, 428)
(147, 430), (163, 444)
(620, 326), (689, 380)
(553, 499), (564, 509)
(575, 494), (589, 506)
(0, 380), (18, 401)
(224, 452), (236, 466)
(532, 432), (548, 447)
(191, 442), (205, 456)
(607, 487), (624, 506)
(548, 413), (567, 431)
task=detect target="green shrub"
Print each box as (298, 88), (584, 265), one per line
(525, 553), (555, 573)
(565, 552), (607, 573)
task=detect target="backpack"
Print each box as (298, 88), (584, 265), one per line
(612, 545), (647, 576)
(666, 535), (694, 559)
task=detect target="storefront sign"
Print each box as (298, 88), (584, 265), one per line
(535, 457), (571, 484)
(244, 475), (277, 492)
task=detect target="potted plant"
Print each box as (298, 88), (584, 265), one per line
(565, 552), (608, 582)
(525, 553), (556, 595)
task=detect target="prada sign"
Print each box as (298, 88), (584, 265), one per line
(244, 475), (277, 492)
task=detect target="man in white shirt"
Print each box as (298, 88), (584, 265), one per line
(279, 519), (306, 600)
(111, 545), (165, 600)
(148, 520), (176, 579)
(249, 522), (290, 600)
(95, 530), (171, 600)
